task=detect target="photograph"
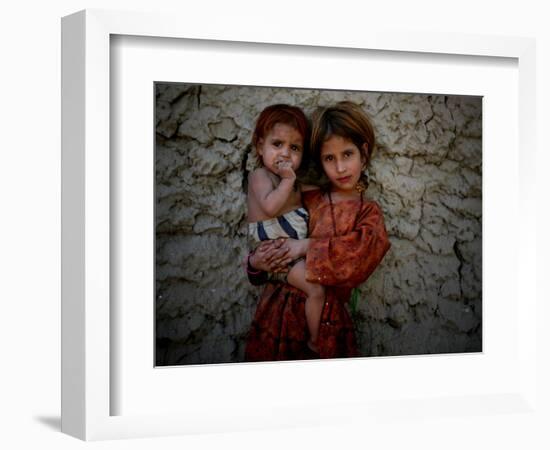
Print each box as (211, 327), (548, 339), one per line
(154, 83), (482, 366)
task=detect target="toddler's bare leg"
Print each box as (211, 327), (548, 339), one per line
(287, 260), (325, 352)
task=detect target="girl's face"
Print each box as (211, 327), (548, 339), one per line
(320, 135), (366, 195)
(257, 123), (304, 176)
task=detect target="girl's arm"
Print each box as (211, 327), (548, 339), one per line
(247, 238), (308, 285)
(305, 201), (391, 288)
(300, 184), (319, 192)
(249, 168), (295, 217)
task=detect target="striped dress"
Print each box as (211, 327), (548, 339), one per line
(248, 207), (309, 245)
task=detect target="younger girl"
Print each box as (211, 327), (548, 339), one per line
(247, 104), (325, 353)
(245, 101), (391, 361)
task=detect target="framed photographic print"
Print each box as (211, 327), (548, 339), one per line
(62, 9), (538, 441)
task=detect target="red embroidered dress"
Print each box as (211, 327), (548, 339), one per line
(245, 189), (391, 361)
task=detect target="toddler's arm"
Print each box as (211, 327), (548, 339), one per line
(248, 166), (295, 217)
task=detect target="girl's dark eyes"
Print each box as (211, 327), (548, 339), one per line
(323, 150), (354, 161)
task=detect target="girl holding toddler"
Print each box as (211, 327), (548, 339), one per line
(246, 101), (390, 361)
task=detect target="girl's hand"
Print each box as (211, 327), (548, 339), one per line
(280, 238), (309, 261)
(250, 239), (292, 272)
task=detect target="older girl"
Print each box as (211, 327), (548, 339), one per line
(245, 101), (391, 361)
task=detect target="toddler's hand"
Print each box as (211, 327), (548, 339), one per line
(276, 161), (296, 180)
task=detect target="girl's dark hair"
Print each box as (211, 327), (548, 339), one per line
(251, 104), (310, 168)
(310, 101), (376, 170)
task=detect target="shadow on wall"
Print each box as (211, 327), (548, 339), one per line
(154, 83), (482, 366)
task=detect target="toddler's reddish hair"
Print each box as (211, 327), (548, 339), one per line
(251, 104), (309, 159)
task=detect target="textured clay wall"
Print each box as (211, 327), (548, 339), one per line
(155, 84), (482, 365)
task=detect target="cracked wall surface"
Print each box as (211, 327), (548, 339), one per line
(155, 83), (482, 365)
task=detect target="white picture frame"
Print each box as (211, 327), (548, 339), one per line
(61, 9), (538, 441)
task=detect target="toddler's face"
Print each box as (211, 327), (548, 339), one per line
(257, 123), (304, 176)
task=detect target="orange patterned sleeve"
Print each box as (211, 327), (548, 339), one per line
(305, 201), (391, 288)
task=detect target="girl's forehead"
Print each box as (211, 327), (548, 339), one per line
(321, 135), (355, 152)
